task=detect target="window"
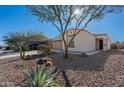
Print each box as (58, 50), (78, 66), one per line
(68, 35), (75, 48)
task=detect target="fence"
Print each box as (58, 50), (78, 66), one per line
(111, 43), (124, 49)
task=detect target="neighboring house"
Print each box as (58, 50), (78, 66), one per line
(51, 29), (111, 53)
(24, 41), (48, 50)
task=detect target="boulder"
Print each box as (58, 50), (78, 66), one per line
(45, 61), (53, 66)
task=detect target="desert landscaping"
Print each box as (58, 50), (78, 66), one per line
(0, 5), (124, 87)
(0, 49), (124, 87)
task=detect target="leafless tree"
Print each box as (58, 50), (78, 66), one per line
(27, 5), (123, 58)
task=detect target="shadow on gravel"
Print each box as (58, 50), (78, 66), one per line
(61, 71), (71, 87)
(50, 49), (124, 71)
(51, 69), (71, 87)
(48, 49), (124, 87)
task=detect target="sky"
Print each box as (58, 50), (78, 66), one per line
(0, 5), (124, 45)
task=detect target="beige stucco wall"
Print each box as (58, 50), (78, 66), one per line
(52, 29), (111, 52)
(52, 40), (62, 50)
(61, 30), (96, 52)
(52, 35), (62, 49)
(107, 37), (111, 50)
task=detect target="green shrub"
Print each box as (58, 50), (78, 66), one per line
(24, 66), (58, 87)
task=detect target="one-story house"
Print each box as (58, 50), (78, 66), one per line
(24, 41), (49, 51)
(51, 29), (111, 53)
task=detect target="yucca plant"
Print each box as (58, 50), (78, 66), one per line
(24, 66), (58, 87)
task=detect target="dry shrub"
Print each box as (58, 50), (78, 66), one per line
(38, 44), (52, 55)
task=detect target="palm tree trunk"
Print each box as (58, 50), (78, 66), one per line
(22, 50), (25, 60)
(19, 45), (25, 60)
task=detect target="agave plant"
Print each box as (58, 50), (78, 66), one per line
(24, 66), (58, 87)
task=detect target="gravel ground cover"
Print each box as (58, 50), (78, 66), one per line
(51, 49), (124, 87)
(0, 49), (124, 87)
(0, 57), (37, 87)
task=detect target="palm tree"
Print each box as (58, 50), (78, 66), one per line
(3, 30), (47, 60)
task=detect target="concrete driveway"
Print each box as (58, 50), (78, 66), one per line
(0, 51), (38, 60)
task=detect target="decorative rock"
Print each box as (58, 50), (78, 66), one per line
(37, 58), (47, 65)
(0, 81), (15, 87)
(41, 53), (47, 57)
(45, 61), (53, 66)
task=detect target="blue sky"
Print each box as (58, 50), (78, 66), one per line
(0, 5), (124, 44)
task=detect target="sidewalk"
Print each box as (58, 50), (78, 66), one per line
(52, 49), (101, 55)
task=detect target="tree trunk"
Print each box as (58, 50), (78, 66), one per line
(19, 45), (25, 60)
(20, 51), (22, 59)
(64, 46), (68, 59)
(22, 50), (25, 60)
(19, 45), (22, 60)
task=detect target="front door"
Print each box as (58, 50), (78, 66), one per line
(99, 40), (103, 50)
